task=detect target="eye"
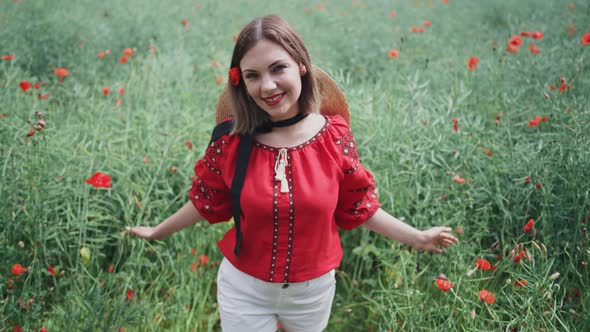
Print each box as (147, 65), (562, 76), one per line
(273, 64), (287, 72)
(245, 73), (258, 80)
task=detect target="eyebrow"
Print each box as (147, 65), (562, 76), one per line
(242, 59), (287, 73)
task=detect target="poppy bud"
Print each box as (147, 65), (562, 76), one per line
(549, 272), (560, 280)
(27, 130), (35, 137)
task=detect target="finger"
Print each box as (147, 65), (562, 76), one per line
(440, 232), (459, 242)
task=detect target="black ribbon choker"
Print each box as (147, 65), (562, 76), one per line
(256, 113), (309, 133)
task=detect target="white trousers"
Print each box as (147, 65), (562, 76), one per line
(217, 258), (336, 332)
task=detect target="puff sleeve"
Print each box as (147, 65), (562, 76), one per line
(188, 137), (233, 224)
(334, 127), (381, 230)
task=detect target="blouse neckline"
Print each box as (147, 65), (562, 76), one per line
(253, 115), (331, 152)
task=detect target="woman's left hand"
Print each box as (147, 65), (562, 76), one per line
(415, 227), (459, 253)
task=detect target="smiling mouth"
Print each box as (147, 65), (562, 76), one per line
(263, 92), (285, 106)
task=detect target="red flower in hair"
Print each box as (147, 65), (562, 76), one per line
(229, 67), (241, 86)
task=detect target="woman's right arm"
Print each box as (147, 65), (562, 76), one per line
(126, 200), (204, 240)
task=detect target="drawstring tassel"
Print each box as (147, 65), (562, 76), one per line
(274, 148), (289, 193)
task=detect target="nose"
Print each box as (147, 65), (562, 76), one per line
(260, 74), (277, 94)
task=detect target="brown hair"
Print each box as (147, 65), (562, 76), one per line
(228, 15), (320, 135)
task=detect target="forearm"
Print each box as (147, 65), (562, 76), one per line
(153, 201), (204, 240)
(361, 208), (424, 248)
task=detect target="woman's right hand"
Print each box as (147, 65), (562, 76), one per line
(125, 226), (158, 240)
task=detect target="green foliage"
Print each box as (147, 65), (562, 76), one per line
(1, 0), (589, 331)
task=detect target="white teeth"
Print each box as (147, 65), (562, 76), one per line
(265, 93), (283, 102)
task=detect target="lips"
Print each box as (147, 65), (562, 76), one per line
(262, 92), (285, 106)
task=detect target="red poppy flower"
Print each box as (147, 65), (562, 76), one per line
(524, 176), (531, 184)
(528, 44), (540, 54)
(2, 54), (16, 61)
(581, 32), (590, 45)
(119, 88), (125, 96)
(520, 31), (531, 37)
(34, 82), (41, 89)
(85, 172), (112, 188)
(123, 48), (134, 57)
(467, 56), (479, 71)
(191, 247), (197, 255)
(514, 279), (528, 287)
(198, 254), (209, 266)
(453, 123), (459, 132)
(557, 83), (568, 93)
(54, 68), (69, 82)
(126, 289), (134, 301)
(19, 81), (31, 93)
(13, 326), (23, 332)
(424, 20), (431, 27)
(388, 49), (399, 59)
(215, 76), (224, 85)
(442, 0), (448, 4)
(513, 250), (526, 263)
(568, 3), (575, 9)
(479, 289), (495, 304)
(27, 130), (36, 137)
(47, 265), (56, 276)
(506, 44), (519, 53)
(456, 225), (462, 236)
(476, 258), (491, 270)
(389, 10), (397, 18)
(411, 26), (418, 32)
(228, 67), (241, 86)
(316, 3), (326, 10)
(37, 93), (50, 100)
(535, 183), (542, 189)
(567, 24), (575, 36)
(531, 31), (544, 40)
(509, 35), (522, 47)
(103, 87), (110, 96)
(548, 84), (555, 91)
(483, 148), (492, 157)
(523, 219), (535, 233)
(108, 265), (114, 273)
(435, 278), (454, 292)
(417, 27), (425, 33)
(305, 7), (312, 14)
(184, 140), (193, 150)
(181, 19), (188, 26)
(190, 261), (198, 272)
(529, 115), (540, 127)
(12, 263), (27, 276)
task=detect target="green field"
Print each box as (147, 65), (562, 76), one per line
(1, 0), (589, 331)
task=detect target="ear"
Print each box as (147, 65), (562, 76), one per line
(299, 63), (307, 76)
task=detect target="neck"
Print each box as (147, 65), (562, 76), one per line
(257, 113), (309, 133)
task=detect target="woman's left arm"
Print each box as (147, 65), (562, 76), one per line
(362, 208), (459, 253)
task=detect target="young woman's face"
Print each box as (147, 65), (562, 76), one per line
(240, 39), (306, 122)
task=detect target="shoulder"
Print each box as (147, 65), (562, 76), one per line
(326, 114), (353, 138)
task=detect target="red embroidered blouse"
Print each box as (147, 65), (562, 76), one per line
(189, 115), (380, 283)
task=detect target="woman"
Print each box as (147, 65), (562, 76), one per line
(128, 15), (458, 332)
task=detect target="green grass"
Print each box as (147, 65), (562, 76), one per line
(1, 0), (589, 331)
